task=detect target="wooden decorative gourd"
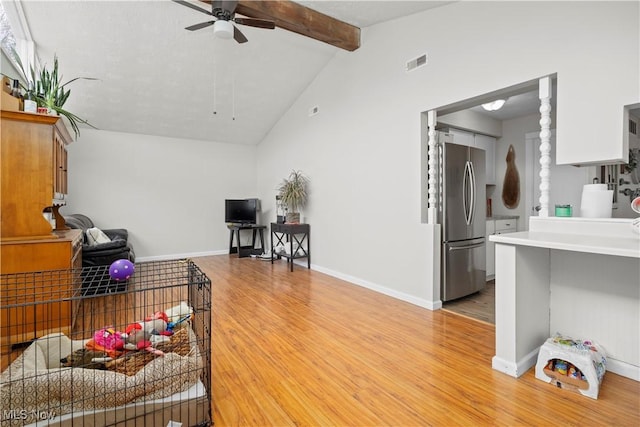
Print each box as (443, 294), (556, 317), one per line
(502, 144), (520, 209)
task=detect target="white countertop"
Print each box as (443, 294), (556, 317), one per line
(490, 231), (640, 258)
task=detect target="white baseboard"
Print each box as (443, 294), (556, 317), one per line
(492, 349), (640, 383)
(137, 253), (439, 311)
(136, 250), (227, 263)
(607, 358), (640, 381)
(310, 263), (441, 311)
(492, 347), (540, 378)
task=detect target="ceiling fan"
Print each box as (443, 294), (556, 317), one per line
(173, 0), (275, 43)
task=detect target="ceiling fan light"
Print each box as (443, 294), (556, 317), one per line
(214, 20), (233, 39)
(482, 99), (506, 111)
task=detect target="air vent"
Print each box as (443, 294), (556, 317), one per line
(629, 118), (637, 135)
(406, 53), (428, 72)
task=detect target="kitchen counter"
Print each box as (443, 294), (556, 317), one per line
(487, 215), (519, 220)
(491, 216), (640, 382)
(490, 230), (640, 258)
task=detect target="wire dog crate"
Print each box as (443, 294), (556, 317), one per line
(0, 259), (211, 426)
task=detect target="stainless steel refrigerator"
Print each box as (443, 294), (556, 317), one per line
(437, 133), (486, 302)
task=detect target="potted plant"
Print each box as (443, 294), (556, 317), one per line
(13, 50), (96, 138)
(277, 170), (309, 224)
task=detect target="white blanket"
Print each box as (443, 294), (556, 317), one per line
(0, 329), (202, 426)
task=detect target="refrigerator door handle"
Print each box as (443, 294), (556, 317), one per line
(438, 142), (444, 214)
(463, 161), (472, 225)
(469, 160), (476, 224)
(448, 241), (485, 251)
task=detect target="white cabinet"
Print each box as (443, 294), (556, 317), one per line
(495, 219), (517, 234)
(448, 129), (475, 147)
(486, 220), (496, 279)
(475, 134), (496, 185)
(486, 218), (518, 280)
(447, 129), (497, 186)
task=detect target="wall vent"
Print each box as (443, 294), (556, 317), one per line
(629, 118), (637, 135)
(406, 53), (427, 72)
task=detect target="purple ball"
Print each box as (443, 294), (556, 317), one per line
(109, 259), (135, 281)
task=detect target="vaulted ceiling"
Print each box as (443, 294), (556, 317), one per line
(11, 1), (455, 144)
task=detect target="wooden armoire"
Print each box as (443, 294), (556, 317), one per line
(1, 110), (82, 362)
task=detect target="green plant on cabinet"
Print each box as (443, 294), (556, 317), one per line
(12, 50), (96, 138)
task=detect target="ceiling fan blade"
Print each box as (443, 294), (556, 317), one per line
(186, 21), (216, 31)
(234, 17), (275, 30)
(233, 25), (248, 43)
(173, 0), (212, 16)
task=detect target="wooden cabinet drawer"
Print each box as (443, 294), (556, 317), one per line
(0, 229), (82, 353)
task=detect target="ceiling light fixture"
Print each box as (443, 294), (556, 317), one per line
(482, 99), (506, 111)
(213, 20), (233, 39)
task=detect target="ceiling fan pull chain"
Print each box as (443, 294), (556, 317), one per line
(232, 72), (236, 121)
(212, 55), (217, 115)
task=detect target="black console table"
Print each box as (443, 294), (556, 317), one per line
(228, 224), (266, 258)
(270, 223), (310, 272)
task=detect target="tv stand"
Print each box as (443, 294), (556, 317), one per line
(227, 224), (266, 258)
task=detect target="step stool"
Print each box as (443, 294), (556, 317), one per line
(535, 334), (606, 399)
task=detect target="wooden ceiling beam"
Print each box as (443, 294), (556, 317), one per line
(198, 0), (361, 51)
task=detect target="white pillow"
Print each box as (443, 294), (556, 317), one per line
(86, 227), (111, 245)
(36, 332), (86, 369)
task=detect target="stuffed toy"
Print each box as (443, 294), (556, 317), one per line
(93, 327), (125, 351)
(121, 316), (169, 353)
(89, 304), (192, 358)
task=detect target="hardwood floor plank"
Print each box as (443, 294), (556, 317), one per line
(194, 255), (640, 426)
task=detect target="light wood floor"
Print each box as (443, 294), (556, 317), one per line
(442, 280), (495, 324)
(194, 255), (640, 426)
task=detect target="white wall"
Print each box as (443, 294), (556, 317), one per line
(1, 50), (22, 82)
(491, 114), (540, 227)
(66, 129), (257, 259)
(256, 1), (639, 308)
(487, 114), (536, 230)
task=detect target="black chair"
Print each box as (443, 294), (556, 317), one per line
(63, 213), (135, 295)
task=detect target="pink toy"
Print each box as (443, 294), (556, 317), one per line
(93, 327), (125, 351)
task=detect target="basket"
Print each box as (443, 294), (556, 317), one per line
(105, 326), (192, 376)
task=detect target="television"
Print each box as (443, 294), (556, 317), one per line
(225, 199), (258, 224)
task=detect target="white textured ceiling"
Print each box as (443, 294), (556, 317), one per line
(297, 0), (454, 27)
(469, 83), (558, 121)
(15, 0), (453, 145)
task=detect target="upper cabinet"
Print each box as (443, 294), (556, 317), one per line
(1, 111), (73, 239)
(448, 129), (475, 147)
(447, 129), (497, 185)
(474, 134), (496, 185)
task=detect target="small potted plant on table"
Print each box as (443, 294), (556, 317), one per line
(277, 170), (309, 224)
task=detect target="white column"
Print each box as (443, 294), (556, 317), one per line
(538, 77), (552, 217)
(427, 110), (438, 224)
(492, 242), (551, 377)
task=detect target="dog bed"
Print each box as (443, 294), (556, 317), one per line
(0, 327), (202, 426)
